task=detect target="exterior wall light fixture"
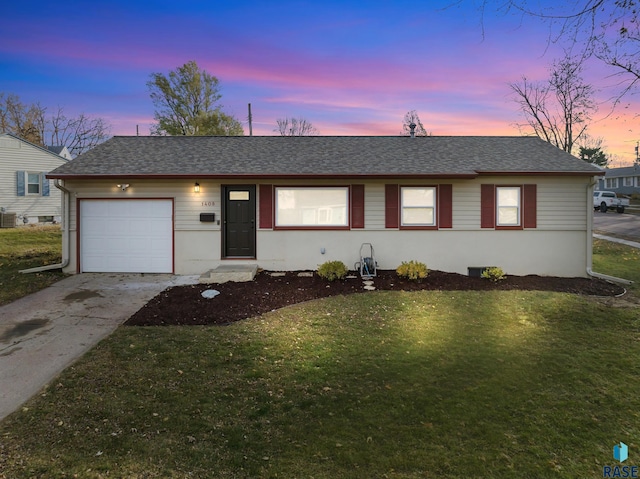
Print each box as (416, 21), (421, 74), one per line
(194, 182), (200, 193)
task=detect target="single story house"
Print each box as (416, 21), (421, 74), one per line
(596, 166), (640, 195)
(47, 135), (603, 277)
(0, 133), (69, 225)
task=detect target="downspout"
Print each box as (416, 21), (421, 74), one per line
(19, 179), (70, 274)
(585, 177), (633, 285)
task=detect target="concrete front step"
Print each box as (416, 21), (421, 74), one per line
(199, 264), (259, 284)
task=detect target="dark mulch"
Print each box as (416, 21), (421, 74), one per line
(125, 270), (627, 326)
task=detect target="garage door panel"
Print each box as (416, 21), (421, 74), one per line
(80, 200), (173, 273)
(83, 201), (109, 216)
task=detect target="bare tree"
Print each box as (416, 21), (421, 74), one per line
(275, 117), (319, 136)
(401, 110), (431, 136)
(0, 93), (111, 157)
(469, 1), (639, 102)
(510, 55), (596, 154)
(0, 93), (45, 144)
(48, 107), (111, 157)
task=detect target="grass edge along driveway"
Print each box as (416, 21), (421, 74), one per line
(0, 225), (64, 306)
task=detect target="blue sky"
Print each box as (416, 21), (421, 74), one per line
(1, 0), (638, 164)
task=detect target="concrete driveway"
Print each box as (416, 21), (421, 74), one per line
(0, 273), (197, 422)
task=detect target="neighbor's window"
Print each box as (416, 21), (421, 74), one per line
(275, 187), (348, 227)
(401, 187), (436, 226)
(623, 177), (634, 187)
(27, 173), (41, 195)
(496, 187), (520, 226)
(605, 178), (618, 189)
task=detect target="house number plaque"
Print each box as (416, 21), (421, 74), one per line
(201, 201), (215, 207)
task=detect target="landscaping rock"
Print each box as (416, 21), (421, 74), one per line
(201, 289), (221, 299)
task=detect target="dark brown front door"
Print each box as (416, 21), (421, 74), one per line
(223, 185), (256, 258)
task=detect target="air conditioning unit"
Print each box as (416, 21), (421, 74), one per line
(0, 213), (17, 228)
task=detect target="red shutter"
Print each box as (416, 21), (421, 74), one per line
(351, 184), (365, 229)
(259, 184), (273, 229)
(523, 184), (537, 229)
(385, 184), (399, 228)
(438, 184), (453, 229)
(480, 184), (495, 229)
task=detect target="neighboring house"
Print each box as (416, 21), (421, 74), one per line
(46, 145), (73, 161)
(596, 166), (640, 195)
(47, 135), (603, 277)
(0, 133), (69, 225)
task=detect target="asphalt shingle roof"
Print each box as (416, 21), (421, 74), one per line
(48, 135), (604, 178)
(604, 166), (640, 177)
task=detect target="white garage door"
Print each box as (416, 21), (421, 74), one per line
(80, 200), (173, 273)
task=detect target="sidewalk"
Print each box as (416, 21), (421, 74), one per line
(593, 233), (640, 249)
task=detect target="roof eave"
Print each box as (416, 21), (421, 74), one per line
(47, 170), (605, 180)
(46, 172), (481, 180)
(475, 170), (605, 177)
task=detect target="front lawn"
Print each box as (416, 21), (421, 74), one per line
(0, 225), (65, 306)
(593, 238), (640, 294)
(1, 288), (638, 478)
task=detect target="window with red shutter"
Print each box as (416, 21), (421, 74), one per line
(385, 184), (399, 228)
(439, 184), (453, 228)
(480, 184), (496, 228)
(259, 184), (273, 229)
(351, 184), (365, 229)
(523, 184), (537, 228)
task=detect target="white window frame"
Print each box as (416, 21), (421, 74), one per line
(275, 187), (349, 228)
(623, 177), (634, 187)
(400, 187), (436, 227)
(496, 186), (521, 227)
(605, 178), (618, 189)
(27, 172), (41, 195)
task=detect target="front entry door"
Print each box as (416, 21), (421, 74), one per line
(223, 185), (256, 258)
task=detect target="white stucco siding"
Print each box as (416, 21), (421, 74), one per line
(252, 229), (588, 277)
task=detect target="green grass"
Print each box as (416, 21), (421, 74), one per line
(0, 236), (638, 478)
(1, 288), (639, 478)
(0, 225), (65, 305)
(593, 238), (640, 294)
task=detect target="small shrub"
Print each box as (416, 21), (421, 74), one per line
(317, 260), (348, 281)
(481, 266), (506, 282)
(396, 260), (428, 281)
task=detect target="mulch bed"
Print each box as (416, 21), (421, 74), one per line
(125, 270), (627, 326)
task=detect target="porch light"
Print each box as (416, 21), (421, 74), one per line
(194, 182), (200, 193)
(117, 184), (130, 191)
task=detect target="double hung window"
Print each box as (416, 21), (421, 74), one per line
(401, 187), (436, 226)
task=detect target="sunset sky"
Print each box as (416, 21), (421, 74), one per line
(1, 0), (638, 165)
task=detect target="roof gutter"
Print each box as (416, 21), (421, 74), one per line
(45, 170), (604, 181)
(585, 178), (633, 285)
(20, 179), (71, 274)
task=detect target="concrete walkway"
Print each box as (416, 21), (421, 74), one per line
(594, 234), (640, 249)
(0, 273), (197, 422)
